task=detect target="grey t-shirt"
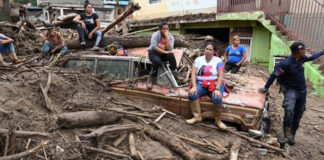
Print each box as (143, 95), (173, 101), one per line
(148, 31), (174, 52)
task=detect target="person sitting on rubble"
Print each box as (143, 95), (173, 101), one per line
(73, 1), (102, 51)
(187, 42), (227, 130)
(147, 21), (177, 89)
(0, 33), (26, 66)
(224, 35), (246, 73)
(42, 24), (68, 59)
(259, 42), (324, 148)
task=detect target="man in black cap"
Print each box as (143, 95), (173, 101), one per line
(42, 24), (68, 58)
(259, 42), (324, 147)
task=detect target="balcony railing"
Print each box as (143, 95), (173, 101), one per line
(217, 0), (324, 51)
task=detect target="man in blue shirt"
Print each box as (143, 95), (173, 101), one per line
(259, 42), (324, 147)
(0, 33), (26, 66)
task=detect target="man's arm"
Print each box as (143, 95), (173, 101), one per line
(0, 36), (14, 44)
(303, 51), (324, 62)
(259, 61), (288, 93)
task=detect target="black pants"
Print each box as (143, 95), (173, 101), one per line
(148, 50), (177, 77)
(225, 62), (241, 73)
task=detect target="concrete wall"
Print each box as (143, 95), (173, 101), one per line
(251, 22), (271, 65)
(133, 0), (217, 20)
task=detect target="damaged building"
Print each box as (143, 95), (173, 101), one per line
(36, 0), (131, 27)
(131, 0), (324, 97)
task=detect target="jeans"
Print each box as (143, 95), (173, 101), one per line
(43, 40), (68, 56)
(148, 50), (177, 77)
(282, 88), (306, 134)
(225, 62), (241, 73)
(188, 82), (225, 105)
(76, 24), (102, 47)
(0, 42), (15, 55)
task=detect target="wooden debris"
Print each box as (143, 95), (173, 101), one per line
(128, 132), (138, 158)
(144, 126), (224, 160)
(104, 145), (126, 154)
(7, 121), (16, 155)
(39, 72), (53, 112)
(79, 124), (139, 140)
(108, 98), (147, 112)
(199, 123), (285, 153)
(229, 140), (241, 160)
(113, 132), (128, 147)
(57, 111), (123, 129)
(104, 108), (155, 118)
(0, 140), (49, 160)
(102, 3), (141, 34)
(0, 129), (50, 137)
(83, 146), (133, 160)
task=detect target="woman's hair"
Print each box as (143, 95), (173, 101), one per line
(158, 21), (168, 30)
(232, 35), (240, 41)
(84, 0), (92, 8)
(204, 42), (217, 51)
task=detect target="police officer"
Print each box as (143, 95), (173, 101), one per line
(259, 42), (324, 147)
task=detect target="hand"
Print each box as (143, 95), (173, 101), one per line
(258, 87), (268, 93)
(189, 87), (197, 96)
(213, 90), (222, 99)
(81, 22), (86, 30)
(88, 32), (93, 39)
(50, 49), (56, 54)
(236, 62), (241, 66)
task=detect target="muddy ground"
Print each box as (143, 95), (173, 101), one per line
(0, 26), (323, 160)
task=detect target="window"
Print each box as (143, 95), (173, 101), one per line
(64, 59), (95, 71)
(149, 0), (161, 4)
(97, 59), (129, 80)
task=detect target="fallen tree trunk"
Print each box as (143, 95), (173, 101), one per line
(57, 111), (123, 128)
(144, 126), (224, 160)
(66, 35), (187, 49)
(0, 129), (50, 137)
(102, 3), (141, 35)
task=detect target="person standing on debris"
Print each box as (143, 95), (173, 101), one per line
(73, 1), (102, 51)
(187, 42), (227, 130)
(224, 35), (246, 73)
(0, 33), (26, 66)
(42, 24), (68, 58)
(147, 21), (177, 89)
(259, 42), (324, 147)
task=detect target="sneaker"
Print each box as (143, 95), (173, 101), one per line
(91, 46), (100, 51)
(0, 61), (11, 67)
(80, 41), (86, 47)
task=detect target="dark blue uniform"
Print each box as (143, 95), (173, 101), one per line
(265, 51), (324, 134)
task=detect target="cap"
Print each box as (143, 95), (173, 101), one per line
(290, 41), (306, 54)
(45, 23), (54, 30)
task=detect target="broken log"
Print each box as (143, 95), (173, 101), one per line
(83, 146), (133, 160)
(128, 132), (137, 158)
(229, 140), (241, 160)
(113, 132), (128, 147)
(144, 126), (224, 160)
(39, 72), (53, 112)
(79, 124), (139, 140)
(0, 129), (50, 137)
(104, 108), (155, 118)
(102, 3), (141, 34)
(66, 35), (187, 49)
(57, 111), (123, 129)
(57, 13), (78, 22)
(0, 140), (49, 160)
